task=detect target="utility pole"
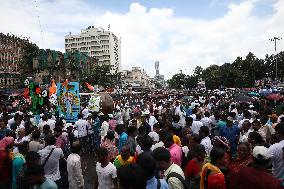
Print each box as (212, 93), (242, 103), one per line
(269, 37), (282, 81)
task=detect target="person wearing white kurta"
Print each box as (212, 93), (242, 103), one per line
(67, 152), (84, 189)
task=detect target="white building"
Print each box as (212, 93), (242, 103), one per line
(65, 26), (121, 74)
(120, 67), (154, 88)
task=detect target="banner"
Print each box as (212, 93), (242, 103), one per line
(57, 81), (80, 122)
(88, 94), (101, 112)
(23, 79), (48, 114)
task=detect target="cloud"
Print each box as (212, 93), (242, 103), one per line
(0, 0), (283, 78)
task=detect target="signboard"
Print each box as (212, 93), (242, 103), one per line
(57, 82), (80, 122)
(88, 94), (101, 112)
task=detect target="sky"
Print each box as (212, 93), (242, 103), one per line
(1, 0), (284, 78)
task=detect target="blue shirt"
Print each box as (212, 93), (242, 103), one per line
(12, 154), (25, 189)
(185, 108), (192, 117)
(0, 128), (10, 140)
(221, 124), (240, 144)
(118, 132), (128, 152)
(146, 177), (169, 189)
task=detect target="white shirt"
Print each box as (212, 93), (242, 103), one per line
(46, 119), (56, 131)
(38, 120), (48, 133)
(238, 118), (251, 128)
(13, 136), (30, 153)
(38, 145), (64, 181)
(164, 164), (185, 189)
(67, 153), (84, 189)
(200, 136), (213, 155)
(96, 162), (117, 189)
(147, 116), (158, 130)
(148, 131), (159, 142)
(277, 114), (284, 123)
(82, 108), (89, 118)
(190, 114), (197, 121)
(268, 140), (284, 179)
(200, 117), (213, 129)
(191, 121), (203, 134)
(75, 119), (88, 138)
(101, 121), (109, 138)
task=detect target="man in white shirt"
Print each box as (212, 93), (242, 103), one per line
(144, 110), (158, 131)
(46, 116), (56, 131)
(38, 114), (49, 133)
(38, 135), (64, 183)
(95, 147), (117, 189)
(200, 112), (213, 130)
(67, 141), (84, 189)
(199, 126), (213, 155)
(268, 123), (284, 180)
(14, 127), (30, 153)
(153, 147), (185, 189)
(238, 110), (251, 128)
(100, 116), (109, 140)
(191, 114), (203, 135)
(75, 114), (88, 153)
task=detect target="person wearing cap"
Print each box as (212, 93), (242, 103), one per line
(236, 146), (283, 189)
(269, 123), (284, 180)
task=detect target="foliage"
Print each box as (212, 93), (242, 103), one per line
(168, 51), (284, 89)
(81, 64), (118, 88)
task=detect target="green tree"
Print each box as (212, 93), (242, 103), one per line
(167, 73), (186, 89)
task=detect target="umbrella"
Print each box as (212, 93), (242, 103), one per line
(235, 94), (254, 102)
(266, 94), (284, 101)
(259, 90), (271, 96)
(247, 92), (260, 97)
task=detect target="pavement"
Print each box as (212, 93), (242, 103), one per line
(81, 153), (97, 189)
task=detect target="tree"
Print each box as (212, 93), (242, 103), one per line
(167, 73), (186, 89)
(202, 65), (222, 89)
(82, 64), (118, 88)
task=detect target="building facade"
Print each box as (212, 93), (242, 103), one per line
(65, 26), (121, 74)
(120, 67), (153, 88)
(0, 33), (29, 91)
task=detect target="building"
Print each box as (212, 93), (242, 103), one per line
(120, 67), (153, 88)
(0, 33), (30, 91)
(65, 26), (121, 74)
(154, 61), (165, 88)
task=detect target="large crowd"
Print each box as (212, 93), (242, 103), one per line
(0, 90), (284, 189)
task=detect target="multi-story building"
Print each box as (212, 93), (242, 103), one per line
(0, 33), (29, 91)
(65, 26), (121, 74)
(120, 67), (153, 88)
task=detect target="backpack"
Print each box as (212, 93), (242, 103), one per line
(166, 172), (190, 189)
(188, 175), (201, 189)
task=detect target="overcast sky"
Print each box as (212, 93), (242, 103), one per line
(1, 0), (284, 78)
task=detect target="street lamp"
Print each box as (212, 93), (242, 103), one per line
(269, 37), (282, 81)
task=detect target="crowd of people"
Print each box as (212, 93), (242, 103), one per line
(0, 90), (284, 189)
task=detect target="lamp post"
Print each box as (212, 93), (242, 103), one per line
(269, 37), (282, 81)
